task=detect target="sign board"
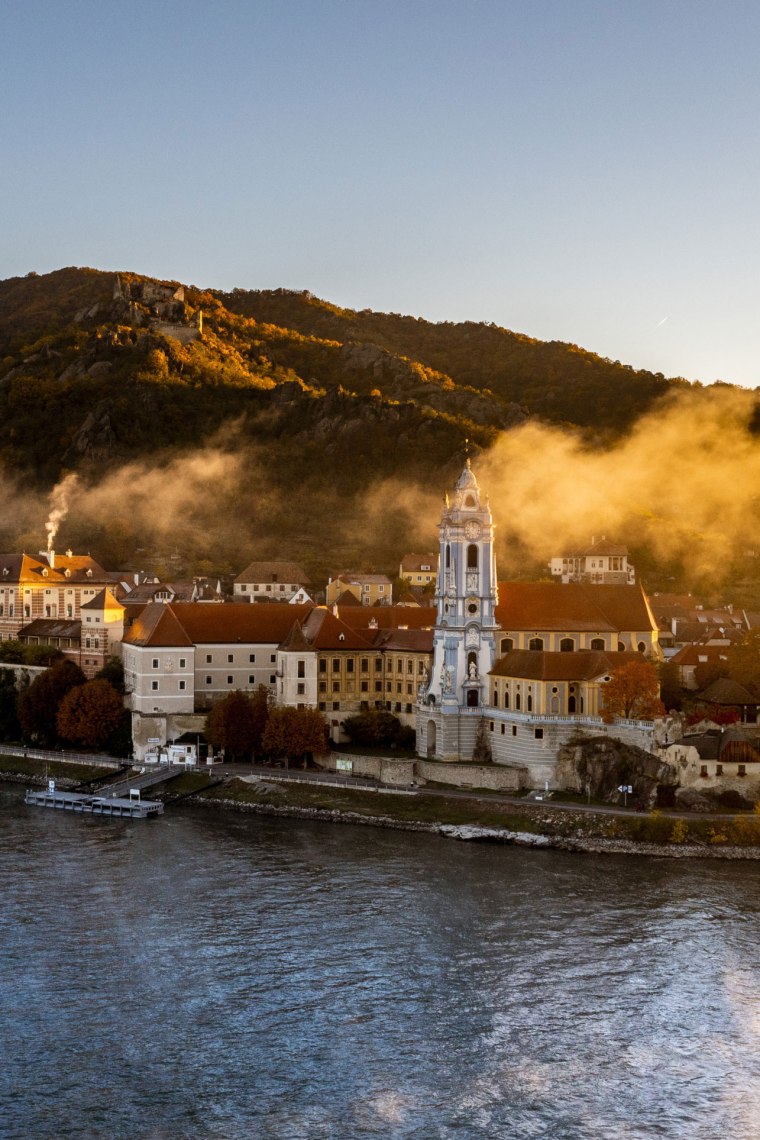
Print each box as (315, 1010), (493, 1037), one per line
(129, 789), (141, 801)
(617, 785), (633, 793)
(336, 758), (353, 773)
(48, 778), (56, 794)
(148, 737), (160, 744)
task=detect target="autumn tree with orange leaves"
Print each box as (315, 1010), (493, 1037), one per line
(601, 659), (665, 723)
(57, 679), (125, 749)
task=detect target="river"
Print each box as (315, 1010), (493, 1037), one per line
(2, 783), (760, 1139)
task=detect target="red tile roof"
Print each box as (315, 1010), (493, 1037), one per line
(495, 583), (656, 634)
(301, 608), (374, 651)
(234, 561), (310, 585)
(336, 605), (437, 631)
(490, 649), (643, 682)
(374, 628), (434, 652)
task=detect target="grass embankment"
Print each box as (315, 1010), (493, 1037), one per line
(196, 777), (760, 849)
(0, 754), (122, 785)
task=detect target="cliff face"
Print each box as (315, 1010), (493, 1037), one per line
(556, 735), (680, 809)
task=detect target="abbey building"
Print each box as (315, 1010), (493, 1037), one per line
(417, 463), (661, 787)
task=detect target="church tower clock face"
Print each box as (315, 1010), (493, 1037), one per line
(464, 520), (481, 540)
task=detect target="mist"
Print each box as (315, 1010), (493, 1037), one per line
(478, 385), (760, 582)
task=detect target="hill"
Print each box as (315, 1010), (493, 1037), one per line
(0, 265), (728, 590)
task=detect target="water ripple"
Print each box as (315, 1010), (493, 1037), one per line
(3, 785), (760, 1138)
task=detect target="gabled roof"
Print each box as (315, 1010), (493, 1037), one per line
(333, 589), (363, 606)
(279, 620), (313, 652)
(301, 608), (374, 651)
(400, 553), (437, 573)
(235, 561), (310, 586)
(0, 552), (110, 585)
(122, 604), (194, 649)
(670, 645), (729, 666)
(495, 583), (656, 634)
(489, 649), (643, 682)
(173, 602), (314, 645)
(578, 538), (628, 557)
(680, 730), (722, 759)
(332, 572), (391, 585)
(336, 605), (437, 632)
(81, 588), (125, 612)
(374, 628), (434, 653)
(112, 582), (172, 604)
(699, 677), (759, 706)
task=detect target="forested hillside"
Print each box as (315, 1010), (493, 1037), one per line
(0, 266), (739, 591)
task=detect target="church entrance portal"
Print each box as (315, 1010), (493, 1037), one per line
(466, 690), (479, 707)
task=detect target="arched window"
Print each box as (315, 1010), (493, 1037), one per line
(467, 544), (478, 569)
(568, 685), (577, 714)
(464, 494), (476, 508)
(590, 638), (605, 650)
(492, 690), (498, 707)
(504, 690), (510, 709)
(445, 544), (451, 568)
(529, 637), (544, 651)
(618, 642), (625, 651)
(527, 694), (533, 712)
(516, 692), (521, 710)
(501, 637), (513, 654)
(637, 641), (646, 653)
(559, 638), (574, 652)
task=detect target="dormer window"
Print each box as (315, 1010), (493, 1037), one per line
(64, 569), (71, 578)
(42, 568), (48, 577)
(86, 569), (92, 577)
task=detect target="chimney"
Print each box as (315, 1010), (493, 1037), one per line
(40, 549), (55, 568)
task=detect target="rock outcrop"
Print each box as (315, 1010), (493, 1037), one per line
(556, 735), (680, 809)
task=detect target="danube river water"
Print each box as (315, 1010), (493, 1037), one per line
(3, 784), (760, 1140)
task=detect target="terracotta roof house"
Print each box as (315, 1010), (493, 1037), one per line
(233, 561), (310, 603)
(549, 537), (635, 585)
(0, 549), (113, 642)
(325, 573), (392, 607)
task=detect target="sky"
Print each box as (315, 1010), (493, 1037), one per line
(1, 0), (758, 387)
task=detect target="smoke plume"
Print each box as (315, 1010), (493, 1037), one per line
(45, 473), (79, 552)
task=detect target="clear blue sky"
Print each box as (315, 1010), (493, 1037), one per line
(2, 0), (758, 386)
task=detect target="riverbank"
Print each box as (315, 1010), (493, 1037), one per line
(7, 756), (760, 859)
(189, 789), (760, 860)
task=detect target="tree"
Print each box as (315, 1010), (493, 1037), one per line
(17, 658), (86, 746)
(659, 660), (685, 712)
(602, 660), (665, 722)
(95, 656), (125, 693)
(205, 688), (270, 762)
(342, 709), (402, 747)
(261, 707), (328, 766)
(0, 668), (21, 741)
(56, 679), (125, 749)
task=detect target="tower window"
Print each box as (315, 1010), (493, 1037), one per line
(467, 544), (478, 569)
